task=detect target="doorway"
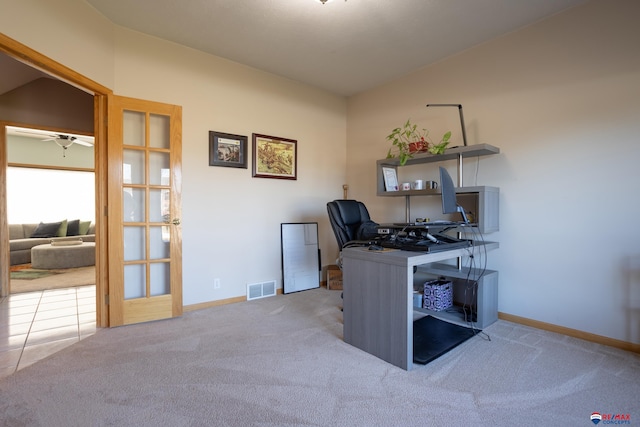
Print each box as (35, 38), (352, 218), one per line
(1, 33), (184, 330)
(6, 124), (96, 296)
(0, 33), (111, 329)
(1, 122), (99, 378)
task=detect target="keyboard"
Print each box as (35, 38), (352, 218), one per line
(379, 234), (472, 253)
(391, 221), (461, 227)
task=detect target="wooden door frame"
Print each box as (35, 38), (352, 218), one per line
(0, 33), (112, 327)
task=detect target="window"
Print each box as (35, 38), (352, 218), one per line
(6, 167), (95, 224)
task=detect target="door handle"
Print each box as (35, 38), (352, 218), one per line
(171, 218), (181, 225)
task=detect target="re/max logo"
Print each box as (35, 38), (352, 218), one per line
(591, 412), (631, 425)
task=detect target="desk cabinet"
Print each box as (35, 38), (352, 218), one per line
(342, 243), (498, 371)
(414, 263), (498, 329)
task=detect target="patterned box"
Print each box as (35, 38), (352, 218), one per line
(423, 279), (453, 311)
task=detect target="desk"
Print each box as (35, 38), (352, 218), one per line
(342, 243), (498, 370)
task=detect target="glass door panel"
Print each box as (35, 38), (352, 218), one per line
(124, 188), (145, 222)
(123, 226), (145, 261)
(123, 111), (145, 147)
(149, 114), (170, 149)
(150, 263), (170, 296)
(149, 226), (170, 259)
(149, 152), (170, 186)
(149, 189), (166, 223)
(124, 264), (146, 299)
(123, 150), (145, 184)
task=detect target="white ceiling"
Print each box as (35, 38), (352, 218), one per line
(84, 0), (590, 96)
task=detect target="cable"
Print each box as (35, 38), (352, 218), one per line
(458, 225), (491, 341)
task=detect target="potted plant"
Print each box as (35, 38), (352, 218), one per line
(386, 119), (452, 165)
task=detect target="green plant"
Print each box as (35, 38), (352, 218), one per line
(386, 119), (451, 165)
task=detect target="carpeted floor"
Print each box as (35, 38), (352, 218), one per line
(9, 264), (95, 294)
(0, 287), (638, 426)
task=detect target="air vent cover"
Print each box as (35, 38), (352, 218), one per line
(247, 280), (277, 300)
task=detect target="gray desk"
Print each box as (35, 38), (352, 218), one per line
(342, 243), (498, 370)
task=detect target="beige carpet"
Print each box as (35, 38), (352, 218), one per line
(0, 288), (638, 426)
(10, 265), (95, 294)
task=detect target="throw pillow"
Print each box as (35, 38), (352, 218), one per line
(30, 221), (63, 238)
(56, 219), (68, 237)
(79, 220), (92, 235)
(66, 219), (80, 236)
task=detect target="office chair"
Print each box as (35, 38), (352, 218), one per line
(327, 199), (379, 304)
(326, 199), (379, 259)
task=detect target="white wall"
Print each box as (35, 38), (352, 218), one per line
(347, 0), (640, 344)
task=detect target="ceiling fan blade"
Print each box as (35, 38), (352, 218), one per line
(73, 138), (93, 147)
(8, 126), (94, 146)
(13, 128), (57, 139)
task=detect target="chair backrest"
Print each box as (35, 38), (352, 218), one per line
(326, 199), (375, 250)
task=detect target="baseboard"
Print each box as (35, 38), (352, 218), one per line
(498, 312), (640, 354)
(184, 288), (284, 312)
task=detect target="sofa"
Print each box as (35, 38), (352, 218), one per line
(9, 219), (95, 266)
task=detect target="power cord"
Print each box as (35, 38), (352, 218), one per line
(460, 225), (491, 341)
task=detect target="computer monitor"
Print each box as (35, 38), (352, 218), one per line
(439, 166), (469, 223)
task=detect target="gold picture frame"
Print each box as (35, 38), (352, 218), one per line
(252, 133), (297, 180)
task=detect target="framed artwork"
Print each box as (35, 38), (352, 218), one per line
(252, 133), (297, 180)
(209, 131), (248, 168)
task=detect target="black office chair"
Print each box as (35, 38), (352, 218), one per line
(327, 199), (379, 304)
(326, 199), (379, 250)
(326, 199), (379, 259)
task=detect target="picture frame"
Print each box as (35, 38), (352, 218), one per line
(252, 133), (297, 180)
(382, 166), (399, 191)
(209, 131), (248, 168)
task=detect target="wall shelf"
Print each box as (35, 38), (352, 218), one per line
(377, 143), (500, 167)
(375, 143), (500, 233)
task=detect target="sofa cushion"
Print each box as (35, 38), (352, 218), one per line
(30, 221), (63, 238)
(79, 220), (92, 235)
(56, 219), (68, 237)
(9, 224), (25, 240)
(10, 238), (52, 251)
(22, 223), (39, 237)
(66, 219), (80, 236)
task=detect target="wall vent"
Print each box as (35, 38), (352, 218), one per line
(247, 280), (277, 301)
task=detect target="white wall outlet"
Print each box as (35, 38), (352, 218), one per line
(214, 278), (221, 289)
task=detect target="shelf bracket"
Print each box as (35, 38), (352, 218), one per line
(457, 153), (463, 187)
(405, 195), (411, 223)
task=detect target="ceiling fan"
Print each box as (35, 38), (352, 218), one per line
(8, 126), (94, 157)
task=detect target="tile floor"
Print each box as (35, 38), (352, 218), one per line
(0, 285), (96, 378)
